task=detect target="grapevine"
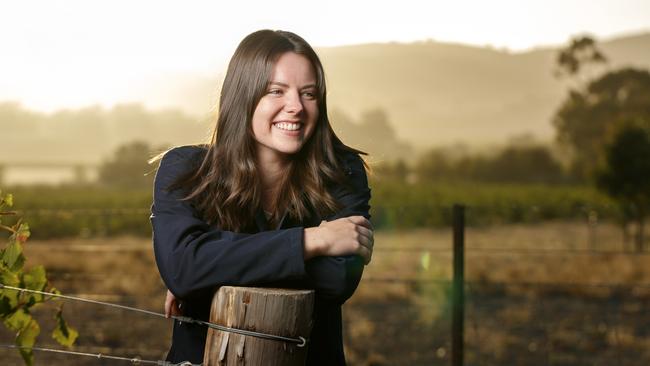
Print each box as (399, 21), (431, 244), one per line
(0, 190), (78, 365)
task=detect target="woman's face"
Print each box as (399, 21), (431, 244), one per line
(251, 52), (319, 162)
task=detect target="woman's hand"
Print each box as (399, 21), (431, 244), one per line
(164, 289), (182, 318)
(304, 215), (374, 264)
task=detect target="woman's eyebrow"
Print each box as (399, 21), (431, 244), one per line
(268, 81), (317, 89)
(268, 81), (288, 87)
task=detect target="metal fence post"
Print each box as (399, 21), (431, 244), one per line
(452, 204), (465, 366)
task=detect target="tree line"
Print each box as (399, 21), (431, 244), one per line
(3, 35), (649, 249)
(551, 36), (650, 250)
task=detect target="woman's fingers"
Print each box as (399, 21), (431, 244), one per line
(356, 226), (373, 244)
(360, 233), (374, 264)
(165, 291), (173, 318)
(172, 303), (182, 316)
(359, 242), (373, 265)
(344, 217), (374, 261)
(346, 216), (373, 230)
(353, 224), (374, 265)
(165, 290), (182, 318)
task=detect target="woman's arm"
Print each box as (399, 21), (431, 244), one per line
(153, 147), (372, 303)
(151, 147), (307, 299)
(300, 151), (373, 304)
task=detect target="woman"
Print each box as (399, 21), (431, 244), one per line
(151, 29), (373, 365)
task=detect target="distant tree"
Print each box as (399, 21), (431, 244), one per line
(372, 159), (409, 183)
(359, 109), (394, 142)
(594, 122), (650, 251)
(455, 155), (486, 181)
(329, 107), (414, 161)
(416, 148), (456, 182)
(482, 145), (565, 184)
(552, 35), (650, 179)
(553, 68), (650, 178)
(416, 144), (564, 184)
(0, 102), (43, 136)
(98, 141), (157, 188)
(554, 35), (608, 86)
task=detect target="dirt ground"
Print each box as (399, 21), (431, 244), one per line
(2, 222), (650, 365)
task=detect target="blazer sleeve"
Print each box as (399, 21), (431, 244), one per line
(303, 151), (371, 305)
(150, 147), (307, 299)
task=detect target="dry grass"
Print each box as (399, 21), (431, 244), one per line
(0, 237), (170, 366)
(1, 221), (649, 365)
(345, 221), (650, 365)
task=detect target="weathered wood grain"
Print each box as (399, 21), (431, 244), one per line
(204, 286), (314, 365)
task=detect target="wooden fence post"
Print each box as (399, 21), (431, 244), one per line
(203, 286), (314, 366)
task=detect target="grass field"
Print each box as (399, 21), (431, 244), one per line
(1, 222), (649, 365)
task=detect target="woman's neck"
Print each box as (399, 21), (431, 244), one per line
(257, 150), (290, 212)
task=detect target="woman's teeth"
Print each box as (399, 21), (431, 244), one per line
(274, 122), (301, 131)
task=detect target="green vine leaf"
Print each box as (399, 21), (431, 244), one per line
(22, 265), (47, 304)
(52, 308), (78, 347)
(0, 296), (12, 316)
(2, 240), (25, 271)
(5, 194), (13, 207)
(16, 318), (40, 366)
(0, 192), (13, 208)
(4, 308), (32, 332)
(0, 285), (20, 310)
(14, 223), (31, 245)
(0, 261), (21, 285)
(0, 263), (21, 310)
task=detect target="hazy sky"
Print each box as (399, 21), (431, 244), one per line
(1, 0), (649, 112)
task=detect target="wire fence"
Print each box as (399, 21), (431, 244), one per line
(342, 204), (650, 366)
(1, 204), (649, 365)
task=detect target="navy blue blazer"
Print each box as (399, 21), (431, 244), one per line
(150, 145), (371, 365)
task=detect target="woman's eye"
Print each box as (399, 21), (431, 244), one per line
(302, 91), (316, 99)
(268, 89), (282, 95)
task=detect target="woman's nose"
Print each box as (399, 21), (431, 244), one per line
(284, 91), (303, 114)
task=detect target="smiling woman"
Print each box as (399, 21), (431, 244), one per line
(150, 30), (373, 365)
(252, 53), (319, 165)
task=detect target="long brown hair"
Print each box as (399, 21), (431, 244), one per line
(169, 30), (364, 231)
